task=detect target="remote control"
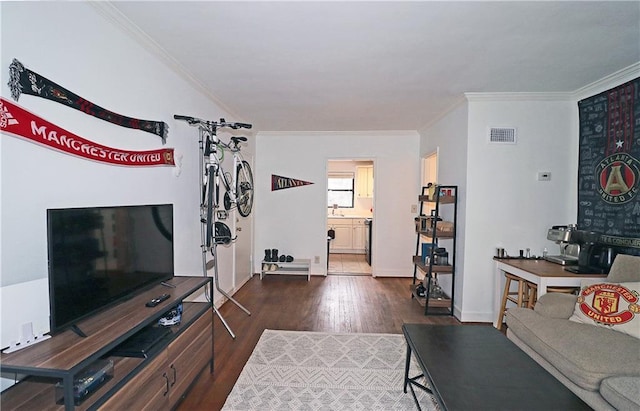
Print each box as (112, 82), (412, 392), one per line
(145, 293), (170, 307)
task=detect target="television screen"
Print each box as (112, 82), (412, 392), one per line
(47, 204), (174, 334)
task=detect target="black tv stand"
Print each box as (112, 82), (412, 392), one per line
(70, 324), (87, 338)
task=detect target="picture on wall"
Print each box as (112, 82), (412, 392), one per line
(577, 77), (640, 253)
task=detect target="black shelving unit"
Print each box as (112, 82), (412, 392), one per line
(411, 184), (458, 315)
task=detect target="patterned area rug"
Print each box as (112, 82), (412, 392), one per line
(222, 329), (438, 410)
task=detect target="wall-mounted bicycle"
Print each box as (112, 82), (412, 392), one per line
(174, 114), (254, 338)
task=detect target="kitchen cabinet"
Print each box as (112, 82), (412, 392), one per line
(328, 218), (352, 251)
(352, 220), (366, 250)
(356, 166), (374, 198)
(328, 218), (366, 253)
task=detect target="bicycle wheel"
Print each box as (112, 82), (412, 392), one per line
(205, 169), (215, 248)
(236, 160), (254, 217)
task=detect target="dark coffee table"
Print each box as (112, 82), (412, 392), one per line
(402, 324), (591, 410)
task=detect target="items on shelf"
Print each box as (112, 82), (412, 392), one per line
(264, 249), (294, 262)
(55, 359), (114, 406)
(158, 303), (183, 326)
(411, 184), (458, 316)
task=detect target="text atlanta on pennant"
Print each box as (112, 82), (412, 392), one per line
(271, 174), (314, 191)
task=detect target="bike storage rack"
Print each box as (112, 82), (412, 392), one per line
(175, 115), (254, 339)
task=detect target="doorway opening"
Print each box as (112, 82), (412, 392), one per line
(327, 159), (374, 276)
(422, 151), (438, 215)
(422, 151), (438, 186)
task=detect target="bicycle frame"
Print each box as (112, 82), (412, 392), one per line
(174, 113), (254, 232)
(174, 114), (253, 339)
(198, 122), (252, 218)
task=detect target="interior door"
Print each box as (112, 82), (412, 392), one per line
(234, 155), (254, 285)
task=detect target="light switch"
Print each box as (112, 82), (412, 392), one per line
(537, 172), (551, 181)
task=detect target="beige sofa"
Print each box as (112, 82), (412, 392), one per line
(506, 254), (640, 411)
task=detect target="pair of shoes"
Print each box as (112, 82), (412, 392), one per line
(415, 283), (426, 298)
(264, 249), (294, 263)
(261, 262), (279, 272)
(264, 248), (279, 262)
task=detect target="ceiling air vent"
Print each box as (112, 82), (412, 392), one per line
(489, 127), (517, 144)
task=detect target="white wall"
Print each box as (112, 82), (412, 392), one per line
(420, 97), (579, 321)
(0, 3), (247, 353)
(464, 96), (578, 322)
(419, 65), (640, 323)
(419, 103), (469, 317)
(254, 131), (420, 276)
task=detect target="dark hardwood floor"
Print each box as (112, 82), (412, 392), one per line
(177, 273), (461, 411)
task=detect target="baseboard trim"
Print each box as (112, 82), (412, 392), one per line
(373, 269), (413, 277)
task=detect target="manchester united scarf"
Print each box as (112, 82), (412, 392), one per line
(8, 59), (168, 143)
(1, 97), (174, 167)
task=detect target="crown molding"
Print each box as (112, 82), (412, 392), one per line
(418, 96), (467, 132)
(464, 62), (640, 104)
(572, 62), (640, 101)
(464, 91), (573, 102)
(89, 1), (243, 121)
(257, 130), (419, 137)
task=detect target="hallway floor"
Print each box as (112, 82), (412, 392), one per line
(328, 253), (372, 275)
(176, 274), (462, 411)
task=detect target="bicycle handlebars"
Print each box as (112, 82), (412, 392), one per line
(173, 114), (252, 130)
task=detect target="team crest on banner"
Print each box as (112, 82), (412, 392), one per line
(271, 174), (313, 191)
(593, 290), (619, 315)
(578, 78), (640, 253)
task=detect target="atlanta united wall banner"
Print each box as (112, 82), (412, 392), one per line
(577, 78), (640, 252)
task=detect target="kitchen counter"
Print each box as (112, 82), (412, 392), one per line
(327, 215), (372, 219)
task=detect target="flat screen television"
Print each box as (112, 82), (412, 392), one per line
(47, 204), (174, 334)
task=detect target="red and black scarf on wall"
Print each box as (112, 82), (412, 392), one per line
(8, 59), (168, 143)
(578, 77), (640, 254)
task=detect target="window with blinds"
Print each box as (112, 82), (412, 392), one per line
(327, 173), (354, 208)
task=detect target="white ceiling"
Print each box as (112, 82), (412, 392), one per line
(103, 1), (640, 132)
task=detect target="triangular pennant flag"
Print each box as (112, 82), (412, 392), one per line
(271, 174), (314, 191)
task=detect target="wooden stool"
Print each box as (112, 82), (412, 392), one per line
(497, 273), (535, 331)
(526, 285), (579, 309)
